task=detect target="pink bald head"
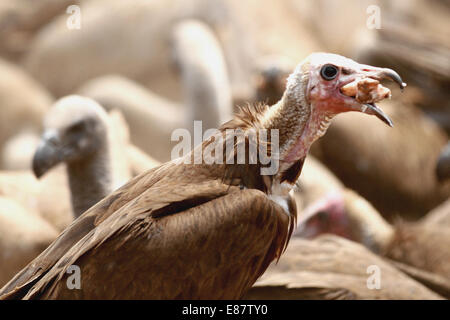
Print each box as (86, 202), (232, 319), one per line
(303, 53), (405, 126)
(295, 191), (352, 240)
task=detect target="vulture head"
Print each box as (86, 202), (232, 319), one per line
(286, 52), (406, 128)
(295, 189), (394, 253)
(32, 95), (109, 178)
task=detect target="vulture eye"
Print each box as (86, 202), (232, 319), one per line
(320, 64), (339, 80)
(67, 121), (86, 134)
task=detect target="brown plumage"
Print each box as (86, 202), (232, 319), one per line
(245, 236), (443, 300)
(245, 52), (450, 220)
(0, 53), (404, 299)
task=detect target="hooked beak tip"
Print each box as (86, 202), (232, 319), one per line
(380, 68), (407, 91)
(363, 103), (394, 127)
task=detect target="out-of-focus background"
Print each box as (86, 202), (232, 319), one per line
(0, 0), (449, 296)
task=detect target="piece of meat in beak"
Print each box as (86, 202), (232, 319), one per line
(339, 66), (407, 127)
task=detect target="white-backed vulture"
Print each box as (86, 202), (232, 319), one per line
(0, 53), (405, 299)
(245, 50), (450, 221)
(245, 236), (443, 300)
(0, 101), (157, 231)
(296, 189), (450, 282)
(0, 196), (58, 287)
(32, 95), (132, 219)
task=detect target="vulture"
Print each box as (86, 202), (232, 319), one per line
(0, 53), (405, 299)
(32, 95), (131, 219)
(0, 98), (158, 231)
(78, 20), (232, 162)
(296, 189), (450, 282)
(245, 52), (450, 220)
(0, 196), (58, 287)
(245, 236), (443, 300)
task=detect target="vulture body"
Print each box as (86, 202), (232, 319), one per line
(245, 236), (443, 300)
(0, 99), (157, 231)
(0, 167), (72, 232)
(32, 95), (133, 219)
(297, 189), (450, 282)
(0, 53), (404, 299)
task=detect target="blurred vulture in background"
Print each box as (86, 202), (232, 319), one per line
(79, 20), (232, 162)
(245, 236), (443, 300)
(296, 190), (450, 286)
(421, 198), (450, 229)
(31, 95), (160, 218)
(32, 96), (124, 218)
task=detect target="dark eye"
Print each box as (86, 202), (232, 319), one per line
(67, 121), (86, 134)
(320, 64), (339, 80)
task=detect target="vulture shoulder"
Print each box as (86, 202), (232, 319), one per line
(0, 161), (293, 299)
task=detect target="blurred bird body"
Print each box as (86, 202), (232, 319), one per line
(296, 189), (450, 281)
(246, 236), (443, 300)
(0, 53), (404, 299)
(0, 196), (58, 287)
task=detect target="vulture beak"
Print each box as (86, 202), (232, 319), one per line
(32, 130), (63, 178)
(340, 65), (406, 128)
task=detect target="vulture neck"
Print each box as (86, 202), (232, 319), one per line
(261, 84), (332, 185)
(348, 204), (395, 254)
(66, 144), (112, 218)
(173, 21), (232, 133)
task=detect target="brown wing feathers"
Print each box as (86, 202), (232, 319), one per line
(0, 101), (297, 299)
